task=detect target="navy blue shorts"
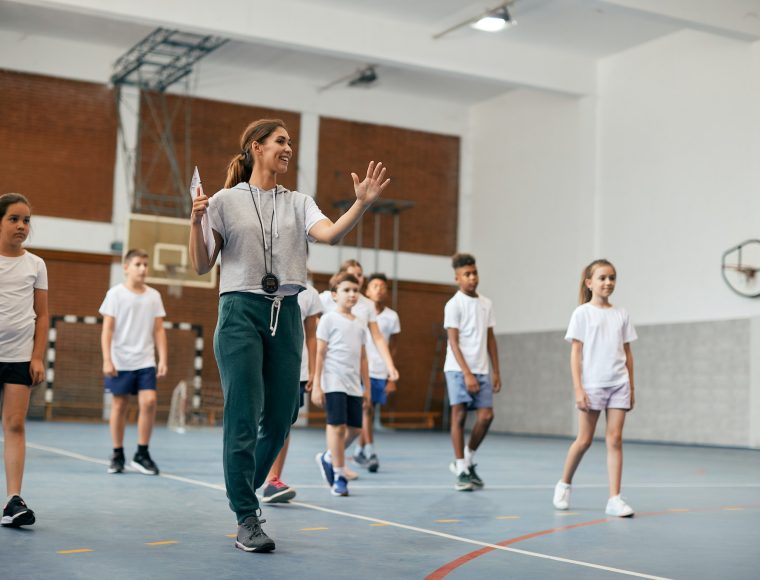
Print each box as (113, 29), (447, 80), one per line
(370, 377), (387, 405)
(105, 367), (157, 396)
(0, 361), (33, 387)
(324, 392), (363, 428)
(299, 380), (307, 408)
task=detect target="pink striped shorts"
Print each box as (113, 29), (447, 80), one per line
(584, 382), (630, 411)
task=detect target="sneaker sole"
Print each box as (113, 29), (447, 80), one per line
(471, 481), (484, 489)
(455, 484), (475, 491)
(262, 489), (296, 504)
(368, 464), (379, 473)
(235, 540), (275, 553)
(130, 460), (159, 475)
(314, 453), (334, 487)
(107, 466), (124, 474)
(330, 489), (349, 496)
(1, 510), (35, 527)
(606, 510), (634, 518)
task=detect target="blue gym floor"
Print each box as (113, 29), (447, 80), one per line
(1, 422), (759, 579)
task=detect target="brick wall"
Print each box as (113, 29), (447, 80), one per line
(136, 91), (301, 216)
(316, 118), (460, 256)
(0, 69), (117, 221)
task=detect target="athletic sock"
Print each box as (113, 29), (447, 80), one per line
(464, 446), (476, 467)
(455, 458), (467, 475)
(324, 450), (333, 463)
(136, 444), (148, 456)
(333, 466), (345, 478)
(363, 443), (374, 456)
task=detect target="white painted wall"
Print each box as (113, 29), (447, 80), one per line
(465, 89), (596, 333)
(598, 30), (760, 325)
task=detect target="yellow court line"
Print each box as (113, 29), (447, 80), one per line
(58, 548), (94, 555)
(722, 507), (744, 511)
(146, 540), (178, 546)
(434, 519), (461, 523)
(226, 533), (236, 538)
(496, 515), (520, 520)
(555, 512), (580, 516)
(668, 508), (689, 512)
(370, 523), (390, 527)
(301, 527), (329, 531)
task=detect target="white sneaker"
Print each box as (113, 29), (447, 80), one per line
(605, 495), (634, 517)
(553, 481), (571, 510)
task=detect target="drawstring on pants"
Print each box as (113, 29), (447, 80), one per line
(267, 296), (282, 336)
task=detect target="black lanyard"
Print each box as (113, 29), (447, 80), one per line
(247, 184), (279, 294)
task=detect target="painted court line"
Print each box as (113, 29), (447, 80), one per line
(27, 440), (760, 580)
(58, 548), (94, 555)
(145, 540), (178, 546)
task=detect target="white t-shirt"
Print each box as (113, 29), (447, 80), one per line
(99, 284), (166, 371)
(443, 291), (495, 375)
(316, 310), (367, 396)
(298, 285), (322, 382)
(0, 252), (48, 362)
(565, 303), (638, 389)
(366, 306), (400, 379)
(319, 291), (377, 324)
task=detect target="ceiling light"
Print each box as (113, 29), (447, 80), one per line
(472, 6), (515, 32)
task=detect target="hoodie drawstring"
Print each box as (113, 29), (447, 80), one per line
(267, 296), (282, 336)
(272, 187), (279, 239)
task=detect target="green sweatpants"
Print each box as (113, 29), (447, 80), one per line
(214, 292), (302, 523)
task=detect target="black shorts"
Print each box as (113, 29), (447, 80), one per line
(0, 361), (34, 387)
(299, 380), (307, 408)
(324, 392), (363, 428)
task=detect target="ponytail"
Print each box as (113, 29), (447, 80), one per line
(579, 259), (615, 304)
(224, 119), (287, 189)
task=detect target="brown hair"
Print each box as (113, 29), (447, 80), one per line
(124, 248), (149, 264)
(451, 253), (476, 270)
(224, 119), (287, 188)
(339, 259), (362, 272)
(0, 193), (31, 219)
(579, 259), (616, 304)
(330, 272), (360, 291)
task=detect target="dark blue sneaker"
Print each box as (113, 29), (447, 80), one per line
(315, 451), (334, 486)
(331, 476), (349, 496)
(353, 450), (368, 467)
(367, 454), (380, 473)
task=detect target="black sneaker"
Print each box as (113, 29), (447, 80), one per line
(469, 464), (484, 488)
(108, 452), (125, 474)
(131, 452), (159, 475)
(367, 453), (380, 473)
(261, 478), (296, 504)
(236, 514), (276, 552)
(455, 470), (475, 492)
(353, 450), (369, 467)
(1, 496), (35, 527)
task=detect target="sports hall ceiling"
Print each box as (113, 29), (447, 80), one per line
(1, 0), (758, 104)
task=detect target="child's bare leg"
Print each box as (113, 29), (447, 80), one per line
(110, 394), (129, 448)
(467, 407), (494, 451)
(266, 436), (290, 481)
(605, 409), (626, 497)
(136, 389), (157, 446)
(2, 384), (31, 496)
(327, 424), (347, 468)
(450, 403), (467, 458)
(561, 410), (600, 484)
(345, 426), (362, 452)
(361, 404), (374, 447)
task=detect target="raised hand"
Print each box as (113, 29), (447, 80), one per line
(351, 161), (390, 206)
(191, 184), (208, 225)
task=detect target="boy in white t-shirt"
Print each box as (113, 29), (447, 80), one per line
(354, 273), (400, 473)
(443, 253), (501, 492)
(312, 272), (371, 497)
(100, 249), (167, 476)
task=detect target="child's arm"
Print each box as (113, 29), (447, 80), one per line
(311, 338), (328, 408)
(368, 321), (399, 381)
(101, 315), (117, 377)
(154, 317), (168, 378)
(385, 334), (399, 394)
(447, 328), (479, 394)
(304, 314), (319, 392)
(570, 339), (589, 411)
(624, 342), (635, 410)
(361, 345), (371, 410)
(487, 327), (502, 393)
(30, 289), (49, 385)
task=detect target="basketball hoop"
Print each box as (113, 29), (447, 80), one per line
(165, 263), (185, 298)
(722, 239), (760, 298)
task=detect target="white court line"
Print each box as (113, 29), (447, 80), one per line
(266, 482), (760, 490)
(22, 440), (671, 580)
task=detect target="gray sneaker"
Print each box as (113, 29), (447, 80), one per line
(236, 514), (275, 552)
(468, 464), (484, 488)
(455, 470), (475, 492)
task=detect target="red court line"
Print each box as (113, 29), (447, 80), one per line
(426, 504), (760, 579)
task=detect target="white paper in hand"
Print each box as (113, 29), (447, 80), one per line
(190, 166), (214, 260)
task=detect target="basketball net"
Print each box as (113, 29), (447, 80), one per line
(168, 380), (188, 433)
(165, 263), (184, 299)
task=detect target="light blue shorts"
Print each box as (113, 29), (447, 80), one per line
(445, 372), (493, 409)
